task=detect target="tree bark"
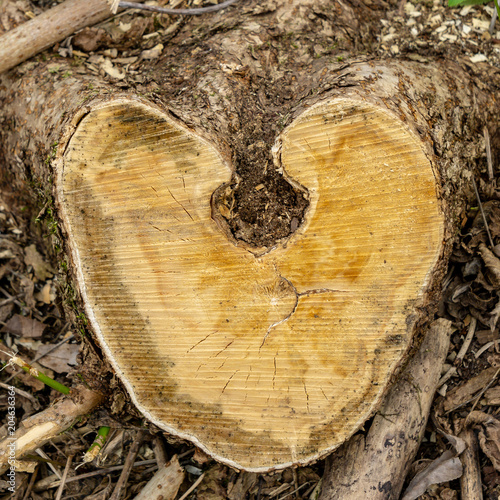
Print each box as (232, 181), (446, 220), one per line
(0, 0), (498, 477)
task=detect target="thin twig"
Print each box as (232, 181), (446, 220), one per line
(455, 317), (477, 364)
(38, 459), (158, 489)
(446, 367), (500, 414)
(119, 0), (240, 15)
(109, 430), (146, 500)
(292, 469), (299, 499)
(36, 448), (62, 479)
(0, 381), (40, 409)
(490, 8), (498, 34)
(484, 126), (494, 180)
(54, 455), (73, 500)
(21, 465), (39, 500)
(0, 293), (23, 307)
(153, 434), (168, 468)
(437, 366), (457, 389)
(472, 177), (495, 248)
(178, 472), (206, 500)
(476, 339), (500, 359)
(278, 481), (311, 500)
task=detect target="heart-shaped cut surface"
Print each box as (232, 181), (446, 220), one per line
(58, 97), (443, 471)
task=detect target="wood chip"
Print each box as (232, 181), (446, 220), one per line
(35, 281), (56, 304)
(470, 53), (488, 63)
(141, 44), (163, 59)
(101, 59), (125, 80)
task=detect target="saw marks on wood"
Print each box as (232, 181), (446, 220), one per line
(58, 97), (443, 471)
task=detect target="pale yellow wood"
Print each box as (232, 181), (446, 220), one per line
(57, 97), (443, 471)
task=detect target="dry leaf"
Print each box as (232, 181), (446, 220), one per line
(82, 476), (112, 500)
(483, 385), (500, 405)
(73, 27), (110, 52)
(439, 487), (458, 500)
(193, 448), (212, 465)
(196, 464), (227, 500)
(228, 472), (258, 500)
(0, 302), (14, 323)
(36, 343), (79, 373)
(1, 314), (46, 338)
(18, 275), (36, 309)
(479, 243), (500, 288)
(24, 244), (55, 281)
(401, 451), (462, 500)
(443, 366), (499, 412)
(141, 43), (163, 60)
(440, 432), (466, 454)
(468, 411), (500, 471)
(490, 297), (500, 330)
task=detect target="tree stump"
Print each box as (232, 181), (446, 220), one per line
(0, 0), (495, 473)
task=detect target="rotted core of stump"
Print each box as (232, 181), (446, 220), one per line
(57, 97), (444, 471)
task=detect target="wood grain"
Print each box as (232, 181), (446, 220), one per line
(58, 97), (444, 471)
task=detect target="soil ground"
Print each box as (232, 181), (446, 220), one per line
(2, 0), (500, 499)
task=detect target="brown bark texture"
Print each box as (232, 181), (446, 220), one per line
(0, 0), (498, 477)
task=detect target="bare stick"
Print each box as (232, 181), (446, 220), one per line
(0, 386), (103, 474)
(472, 177), (495, 249)
(484, 126), (494, 180)
(152, 435), (168, 468)
(109, 430), (146, 500)
(54, 455), (74, 500)
(0, 0), (114, 74)
(460, 428), (483, 500)
(34, 459), (157, 491)
(21, 465), (39, 500)
(455, 316), (477, 365)
(119, 0), (240, 15)
(178, 472), (206, 500)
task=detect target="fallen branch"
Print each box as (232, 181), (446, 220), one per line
(0, 386), (103, 474)
(0, 0), (115, 74)
(460, 428), (483, 500)
(0, 0), (241, 74)
(319, 319), (452, 500)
